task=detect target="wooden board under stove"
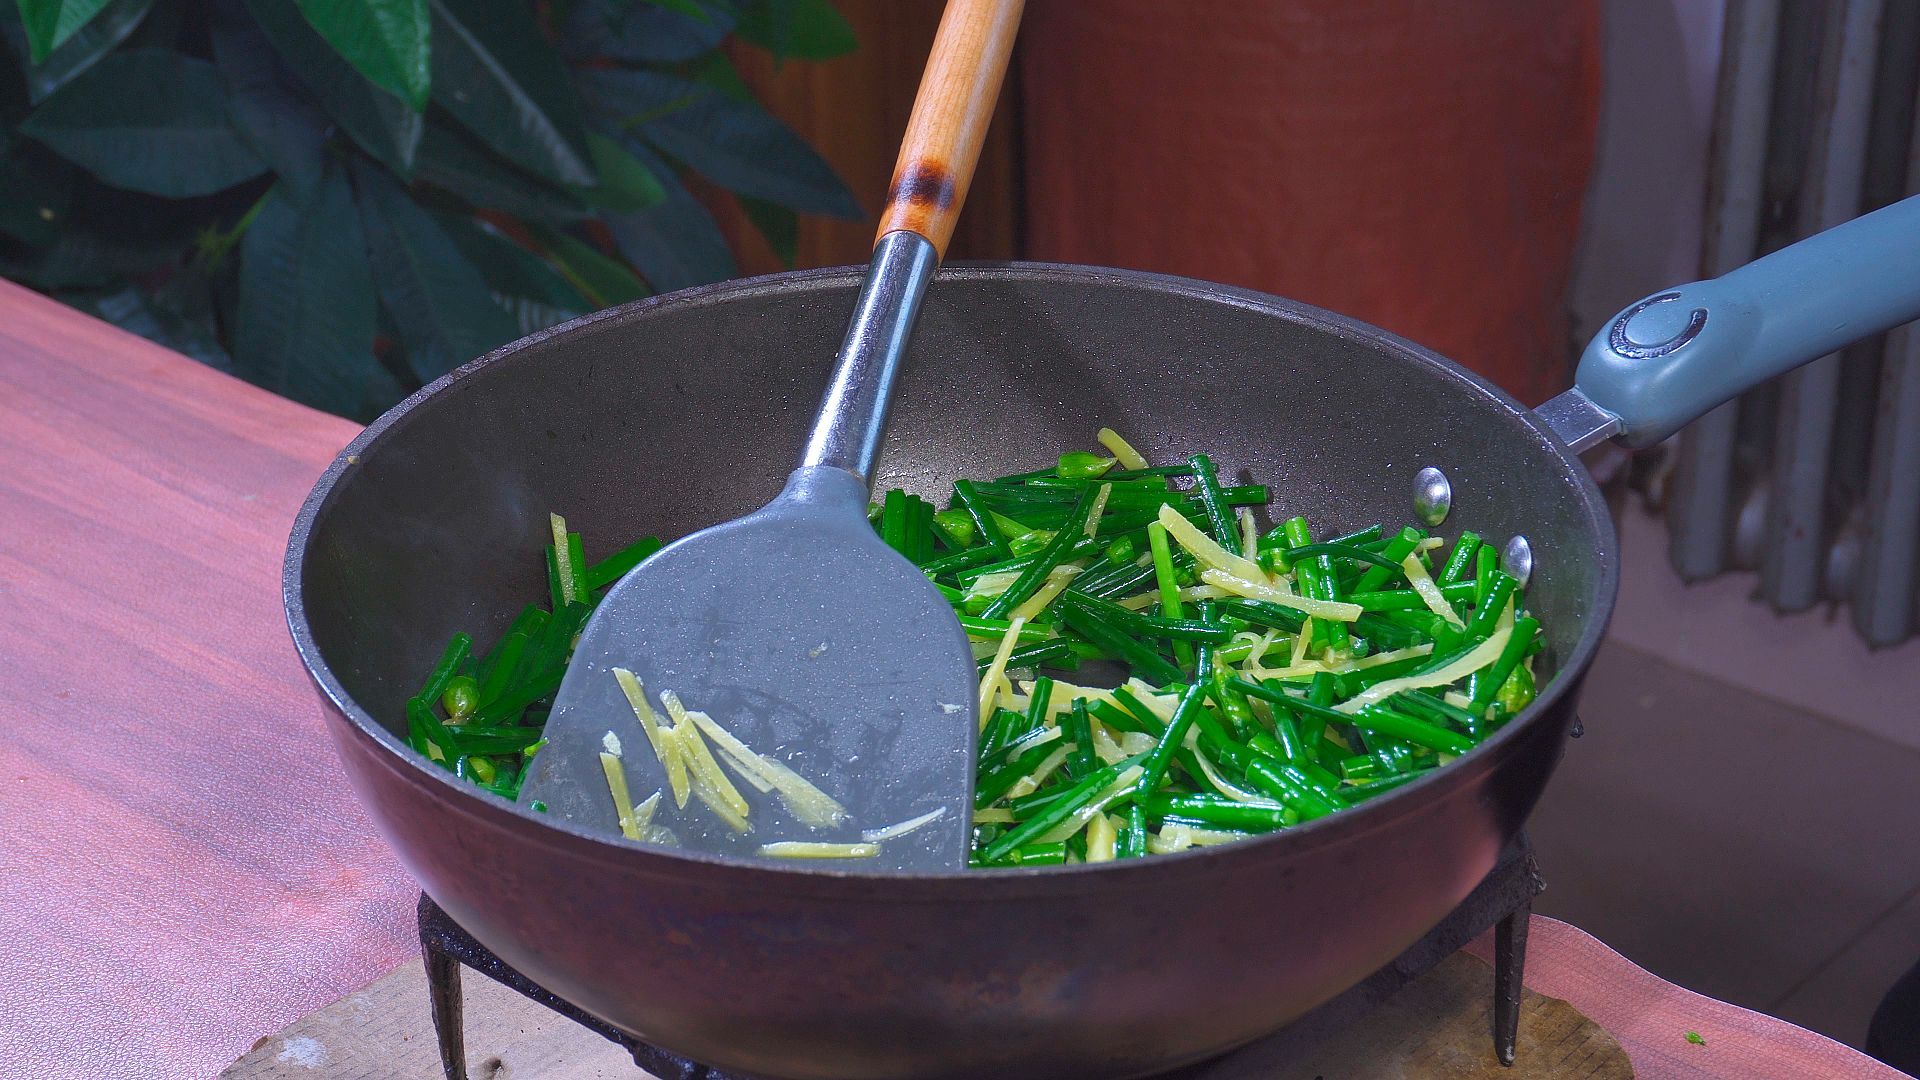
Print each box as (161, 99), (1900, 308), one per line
(223, 949), (1630, 1079)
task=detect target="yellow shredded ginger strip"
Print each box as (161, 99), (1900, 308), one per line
(962, 569), (1022, 603)
(1188, 744), (1269, 803)
(972, 808), (1015, 824)
(598, 749), (643, 840)
(1010, 566), (1081, 624)
(1291, 617), (1314, 666)
(1096, 427), (1150, 470)
(1085, 482), (1112, 538)
(978, 616), (1027, 727)
(861, 807), (947, 843)
(1334, 624), (1513, 714)
(1156, 505), (1267, 581)
(1238, 508), (1260, 561)
(1402, 554), (1466, 629)
(612, 668), (668, 762)
(679, 702), (847, 828)
(659, 692), (750, 830)
(1200, 569), (1362, 622)
(759, 842), (879, 859)
(612, 669), (689, 808)
(549, 513), (577, 606)
(1035, 766), (1144, 844)
(1257, 641), (1436, 681)
(1148, 825), (1195, 854)
(1086, 812), (1119, 863)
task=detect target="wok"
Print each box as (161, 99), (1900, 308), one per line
(284, 197), (1920, 1079)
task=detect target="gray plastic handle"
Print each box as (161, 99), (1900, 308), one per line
(1549, 193), (1920, 451)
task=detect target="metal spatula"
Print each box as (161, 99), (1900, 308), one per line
(519, 0), (1025, 872)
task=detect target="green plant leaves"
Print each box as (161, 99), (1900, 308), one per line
(560, 0), (731, 64)
(351, 159), (518, 381)
(293, 0), (429, 109)
(0, 146), (69, 244)
(437, 212), (589, 334)
(733, 0), (855, 62)
(15, 0), (110, 62)
(576, 132), (665, 211)
(415, 123), (590, 219)
(428, 0), (592, 186)
(527, 222), (649, 309)
(212, 16), (330, 202)
(579, 67), (859, 219)
(12, 0), (151, 102)
(19, 49), (267, 196)
(596, 137), (735, 292)
(739, 194), (796, 267)
(247, 0), (421, 175)
(233, 167), (396, 418)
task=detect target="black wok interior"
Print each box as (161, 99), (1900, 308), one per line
(289, 263), (1616, 1080)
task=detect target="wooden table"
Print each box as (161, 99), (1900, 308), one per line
(0, 281), (1904, 1080)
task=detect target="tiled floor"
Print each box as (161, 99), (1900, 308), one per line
(1527, 502), (1920, 1054)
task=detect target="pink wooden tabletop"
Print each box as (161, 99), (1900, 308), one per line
(0, 281), (1903, 1079)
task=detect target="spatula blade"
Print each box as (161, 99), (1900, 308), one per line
(520, 466), (977, 872)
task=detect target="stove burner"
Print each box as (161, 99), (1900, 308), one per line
(420, 837), (1542, 1079)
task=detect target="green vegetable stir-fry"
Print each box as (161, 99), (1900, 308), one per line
(404, 428), (1546, 865)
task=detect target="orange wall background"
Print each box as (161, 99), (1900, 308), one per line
(725, 1), (1600, 405)
(1017, 1), (1602, 405)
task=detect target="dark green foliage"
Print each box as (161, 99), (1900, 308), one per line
(0, 0), (860, 420)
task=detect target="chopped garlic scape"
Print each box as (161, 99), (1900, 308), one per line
(760, 842), (879, 859)
(681, 705), (847, 828)
(1096, 427), (1150, 471)
(1200, 569), (1363, 621)
(1334, 624), (1513, 714)
(598, 750), (643, 840)
(978, 616), (1027, 727)
(550, 513), (577, 606)
(861, 807), (948, 843)
(1156, 505), (1267, 582)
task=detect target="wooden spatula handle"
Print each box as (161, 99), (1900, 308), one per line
(875, 0), (1024, 259)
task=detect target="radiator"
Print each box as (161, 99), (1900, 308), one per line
(1662, 0), (1920, 646)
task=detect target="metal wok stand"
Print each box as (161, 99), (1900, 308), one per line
(420, 836), (1542, 1079)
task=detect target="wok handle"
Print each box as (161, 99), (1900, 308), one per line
(1541, 193), (1920, 451)
(875, 0), (1025, 260)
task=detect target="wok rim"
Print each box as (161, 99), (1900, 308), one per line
(283, 259), (1618, 894)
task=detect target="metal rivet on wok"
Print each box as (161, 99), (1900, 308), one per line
(1413, 466), (1451, 527)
